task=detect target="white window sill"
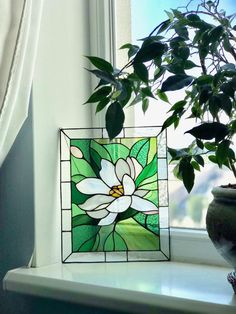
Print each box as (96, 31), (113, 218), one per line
(3, 262), (236, 314)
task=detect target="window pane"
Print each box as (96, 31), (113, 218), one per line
(114, 0), (236, 229)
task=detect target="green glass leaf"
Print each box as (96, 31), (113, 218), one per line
(71, 174), (86, 184)
(104, 231), (128, 251)
(103, 143), (129, 163)
(138, 173), (157, 187)
(144, 190), (158, 205)
(116, 218), (159, 250)
(90, 140), (111, 161)
(105, 102), (125, 140)
(71, 156), (96, 177)
(133, 212), (159, 235)
(85, 56), (113, 73)
(161, 74), (194, 92)
(72, 214), (98, 228)
(136, 155), (157, 187)
(138, 181), (158, 191)
(71, 139), (91, 163)
(148, 137), (157, 163)
(72, 225), (100, 252)
(72, 203), (84, 217)
(116, 207), (138, 222)
(130, 138), (149, 161)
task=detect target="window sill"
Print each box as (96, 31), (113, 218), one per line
(3, 262), (236, 314)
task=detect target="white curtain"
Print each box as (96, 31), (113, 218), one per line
(0, 0), (43, 167)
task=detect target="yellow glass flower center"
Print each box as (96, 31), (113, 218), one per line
(109, 185), (124, 198)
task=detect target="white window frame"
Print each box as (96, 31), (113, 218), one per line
(89, 0), (229, 267)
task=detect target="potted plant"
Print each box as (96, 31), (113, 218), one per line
(84, 0), (236, 292)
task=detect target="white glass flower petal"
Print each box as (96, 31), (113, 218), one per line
(115, 158), (131, 181)
(126, 157), (135, 179)
(123, 174), (135, 195)
(98, 212), (117, 226)
(145, 210), (159, 215)
(76, 178), (110, 195)
(87, 209), (109, 219)
(100, 159), (120, 187)
(79, 195), (114, 211)
(134, 189), (149, 197)
(106, 196), (131, 213)
(131, 157), (143, 179)
(131, 195), (158, 212)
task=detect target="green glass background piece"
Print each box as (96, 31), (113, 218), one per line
(68, 133), (162, 254)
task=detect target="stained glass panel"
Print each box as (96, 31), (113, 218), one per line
(60, 127), (169, 263)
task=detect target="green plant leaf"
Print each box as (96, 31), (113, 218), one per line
(161, 74), (194, 92)
(161, 114), (178, 132)
(96, 98), (110, 113)
(179, 158), (195, 193)
(133, 62), (148, 83)
(133, 42), (166, 63)
(84, 86), (112, 104)
(142, 98), (149, 113)
(185, 122), (229, 141)
(120, 43), (139, 59)
(184, 60), (200, 69)
(86, 69), (116, 85)
(156, 90), (169, 103)
(196, 139), (204, 150)
(105, 102), (125, 139)
(86, 56), (113, 73)
(141, 87), (155, 98)
(191, 160), (200, 171)
(193, 155), (204, 167)
(216, 139), (231, 167)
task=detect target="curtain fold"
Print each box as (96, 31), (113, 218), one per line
(0, 0), (43, 167)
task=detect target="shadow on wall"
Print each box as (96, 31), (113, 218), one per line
(0, 102), (126, 314)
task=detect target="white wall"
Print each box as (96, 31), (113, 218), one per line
(32, 0), (92, 267)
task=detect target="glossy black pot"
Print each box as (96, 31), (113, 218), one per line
(206, 186), (236, 293)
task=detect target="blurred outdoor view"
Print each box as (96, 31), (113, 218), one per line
(114, 0), (236, 229)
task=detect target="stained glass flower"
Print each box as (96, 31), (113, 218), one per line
(76, 158), (158, 226)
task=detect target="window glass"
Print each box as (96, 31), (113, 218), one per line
(114, 0), (236, 229)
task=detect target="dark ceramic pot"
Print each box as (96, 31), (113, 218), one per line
(206, 186), (236, 293)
